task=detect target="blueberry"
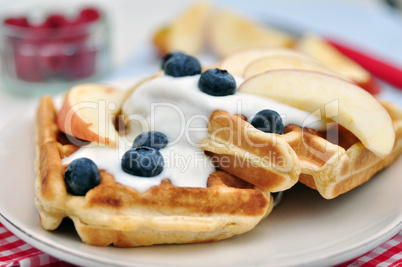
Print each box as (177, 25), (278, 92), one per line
(251, 109), (284, 135)
(198, 68), (236, 96)
(164, 54), (202, 77)
(121, 147), (164, 177)
(161, 51), (185, 70)
(133, 131), (168, 150)
(64, 158), (100, 196)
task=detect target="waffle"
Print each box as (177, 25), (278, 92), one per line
(34, 97), (273, 247)
(293, 100), (402, 199)
(199, 110), (301, 192)
(201, 102), (402, 199)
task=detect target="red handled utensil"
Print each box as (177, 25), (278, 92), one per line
(326, 38), (402, 90)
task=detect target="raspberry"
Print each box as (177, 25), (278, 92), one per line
(41, 14), (68, 29)
(3, 17), (29, 27)
(13, 42), (44, 82)
(37, 42), (69, 77)
(77, 8), (101, 23)
(4, 7), (102, 82)
(66, 49), (96, 79)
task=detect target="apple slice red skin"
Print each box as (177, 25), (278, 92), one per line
(57, 90), (117, 147)
(357, 77), (381, 95)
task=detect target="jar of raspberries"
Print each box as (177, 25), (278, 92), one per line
(0, 6), (110, 96)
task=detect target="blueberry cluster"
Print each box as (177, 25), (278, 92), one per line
(162, 51), (237, 96)
(63, 54), (285, 196)
(162, 51), (284, 134)
(121, 131), (168, 177)
(64, 132), (168, 196)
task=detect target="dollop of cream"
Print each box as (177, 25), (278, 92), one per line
(63, 74), (325, 193)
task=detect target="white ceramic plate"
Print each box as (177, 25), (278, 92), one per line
(0, 98), (402, 267)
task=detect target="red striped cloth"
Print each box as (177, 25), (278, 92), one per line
(0, 223), (73, 267)
(1, 222), (401, 267)
(336, 231), (402, 267)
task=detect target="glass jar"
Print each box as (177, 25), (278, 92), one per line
(0, 5), (111, 96)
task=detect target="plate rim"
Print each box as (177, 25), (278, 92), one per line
(1, 208), (402, 267)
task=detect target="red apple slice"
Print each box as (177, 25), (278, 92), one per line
(57, 84), (125, 146)
(296, 34), (381, 95)
(239, 70), (395, 159)
(218, 47), (315, 77)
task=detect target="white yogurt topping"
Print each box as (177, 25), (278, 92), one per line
(61, 142), (214, 193)
(62, 74), (325, 193)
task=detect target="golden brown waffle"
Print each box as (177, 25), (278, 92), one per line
(200, 110), (301, 192)
(292, 100), (402, 199)
(34, 97), (273, 247)
(201, 104), (402, 199)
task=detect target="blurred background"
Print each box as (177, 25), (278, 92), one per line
(0, 0), (402, 129)
(1, 0), (401, 67)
